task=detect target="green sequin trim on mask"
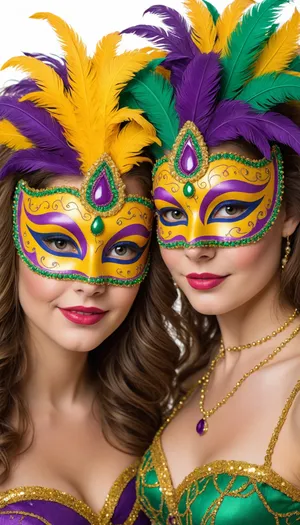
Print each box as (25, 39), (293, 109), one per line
(156, 146), (284, 249)
(12, 181), (152, 287)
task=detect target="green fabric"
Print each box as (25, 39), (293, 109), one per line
(137, 450), (300, 524)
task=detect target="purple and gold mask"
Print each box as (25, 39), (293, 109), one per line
(153, 122), (283, 248)
(13, 155), (153, 286)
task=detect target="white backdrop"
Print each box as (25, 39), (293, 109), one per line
(0, 0), (298, 89)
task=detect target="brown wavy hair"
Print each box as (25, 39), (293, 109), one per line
(151, 102), (300, 388)
(0, 147), (182, 482)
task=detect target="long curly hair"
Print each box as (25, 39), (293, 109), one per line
(0, 147), (182, 482)
(151, 102), (300, 388)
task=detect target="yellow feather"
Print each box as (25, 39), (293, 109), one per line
(91, 35), (161, 163)
(31, 12), (96, 173)
(110, 121), (157, 173)
(286, 70), (300, 77)
(184, 0), (217, 53)
(2, 55), (78, 147)
(214, 0), (254, 56)
(20, 91), (85, 162)
(105, 108), (160, 151)
(4, 15), (161, 176)
(0, 120), (33, 150)
(254, 10), (300, 77)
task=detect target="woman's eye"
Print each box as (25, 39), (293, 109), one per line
(213, 204), (247, 219)
(110, 244), (138, 260)
(44, 237), (78, 253)
(163, 209), (185, 222)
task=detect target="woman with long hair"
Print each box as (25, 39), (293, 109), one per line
(123, 0), (300, 522)
(0, 12), (179, 524)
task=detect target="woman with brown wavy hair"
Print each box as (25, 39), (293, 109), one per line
(0, 12), (180, 525)
(123, 0), (300, 522)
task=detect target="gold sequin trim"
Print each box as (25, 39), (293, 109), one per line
(99, 459), (140, 525)
(144, 378), (300, 520)
(175, 459), (300, 502)
(0, 486), (99, 524)
(0, 460), (142, 525)
(264, 379), (300, 468)
(0, 510), (51, 524)
(151, 435), (178, 519)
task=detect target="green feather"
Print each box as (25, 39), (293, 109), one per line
(121, 68), (179, 156)
(288, 55), (300, 72)
(237, 72), (300, 111)
(203, 0), (220, 23)
(221, 0), (290, 100)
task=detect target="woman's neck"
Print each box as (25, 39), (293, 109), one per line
(22, 320), (94, 411)
(217, 273), (295, 351)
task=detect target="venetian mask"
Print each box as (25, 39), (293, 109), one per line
(14, 154), (153, 285)
(153, 122), (283, 248)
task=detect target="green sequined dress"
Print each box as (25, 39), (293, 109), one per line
(137, 381), (300, 524)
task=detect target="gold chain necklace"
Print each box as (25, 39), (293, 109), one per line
(223, 309), (298, 352)
(196, 325), (300, 435)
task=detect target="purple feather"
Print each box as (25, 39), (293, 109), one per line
(205, 100), (271, 157)
(122, 5), (196, 61)
(0, 97), (78, 163)
(2, 79), (38, 98)
(144, 5), (197, 57)
(2, 54), (69, 98)
(253, 111), (300, 156)
(0, 149), (80, 180)
(24, 53), (69, 89)
(176, 53), (221, 131)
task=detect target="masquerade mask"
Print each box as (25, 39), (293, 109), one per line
(153, 122), (283, 248)
(0, 13), (164, 286)
(14, 156), (153, 285)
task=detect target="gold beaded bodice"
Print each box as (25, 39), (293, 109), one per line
(137, 381), (300, 524)
(0, 461), (150, 524)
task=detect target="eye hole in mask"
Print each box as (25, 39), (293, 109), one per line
(208, 198), (264, 224)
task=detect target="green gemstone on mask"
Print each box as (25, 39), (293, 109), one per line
(91, 216), (104, 235)
(183, 181), (195, 198)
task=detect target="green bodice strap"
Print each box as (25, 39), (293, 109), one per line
(137, 381), (300, 524)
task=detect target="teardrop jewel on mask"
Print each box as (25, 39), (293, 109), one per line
(82, 153), (126, 216)
(180, 139), (199, 175)
(170, 121), (209, 183)
(91, 216), (104, 235)
(92, 169), (113, 207)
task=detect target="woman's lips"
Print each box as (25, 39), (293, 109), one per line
(58, 306), (108, 326)
(186, 273), (228, 290)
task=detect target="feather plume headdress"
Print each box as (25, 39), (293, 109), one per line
(0, 12), (163, 186)
(122, 0), (300, 159)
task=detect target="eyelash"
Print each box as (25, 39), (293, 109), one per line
(157, 207), (188, 226)
(103, 241), (147, 265)
(41, 233), (81, 258)
(208, 199), (263, 223)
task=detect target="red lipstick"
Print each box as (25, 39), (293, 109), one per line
(58, 306), (107, 325)
(186, 272), (228, 290)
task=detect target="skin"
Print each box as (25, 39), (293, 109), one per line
(0, 175), (147, 512)
(158, 143), (300, 490)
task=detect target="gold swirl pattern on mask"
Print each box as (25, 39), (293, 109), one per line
(52, 197), (92, 222)
(28, 197), (51, 213)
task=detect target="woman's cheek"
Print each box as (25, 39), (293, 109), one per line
(18, 261), (65, 305)
(160, 247), (180, 273)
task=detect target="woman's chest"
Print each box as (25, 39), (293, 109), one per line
(139, 458), (300, 525)
(2, 419), (137, 515)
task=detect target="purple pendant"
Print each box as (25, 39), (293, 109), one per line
(196, 418), (206, 435)
(92, 169), (113, 207)
(179, 139), (199, 175)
